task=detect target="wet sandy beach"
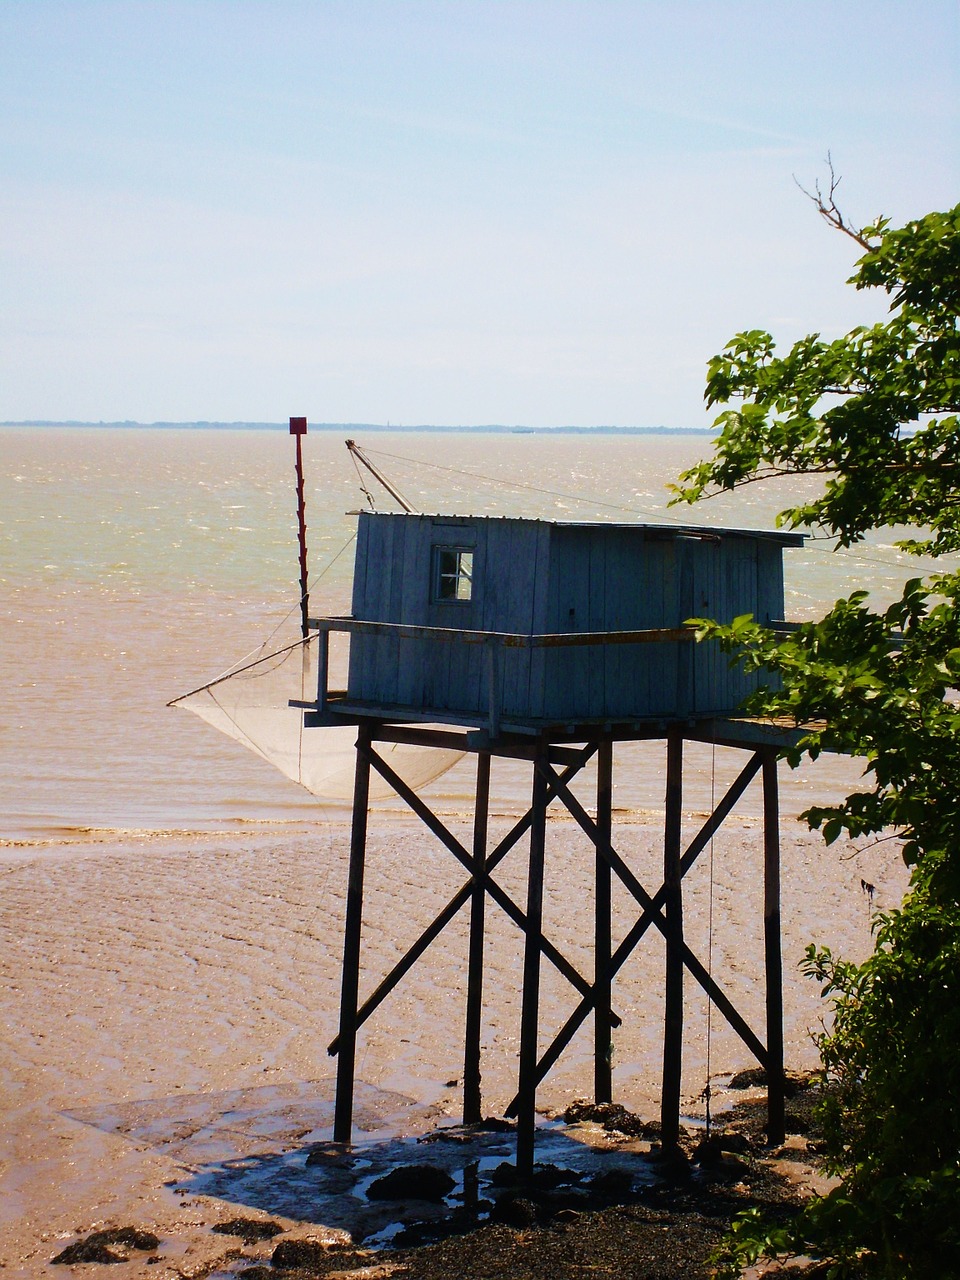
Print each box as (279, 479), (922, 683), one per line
(1, 793), (909, 1278)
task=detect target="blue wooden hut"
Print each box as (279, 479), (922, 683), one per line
(335, 512), (803, 730)
(306, 507), (806, 1175)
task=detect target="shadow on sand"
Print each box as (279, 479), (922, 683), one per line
(64, 1078), (665, 1247)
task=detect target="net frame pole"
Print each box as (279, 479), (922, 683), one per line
(333, 721), (372, 1143)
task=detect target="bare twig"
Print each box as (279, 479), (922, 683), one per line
(795, 153), (875, 251)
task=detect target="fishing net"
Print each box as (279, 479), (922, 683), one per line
(170, 635), (463, 802)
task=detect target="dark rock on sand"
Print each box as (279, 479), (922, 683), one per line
(490, 1192), (540, 1228)
(485, 1162), (584, 1192)
(587, 1167), (635, 1196)
(491, 1167), (619, 1203)
(536, 1164), (584, 1190)
(50, 1240), (125, 1265)
(562, 1099), (659, 1139)
(722, 1071), (828, 1149)
(728, 1066), (768, 1090)
(647, 1142), (692, 1179)
(488, 1178), (607, 1232)
(728, 1067), (808, 1098)
(304, 1143), (356, 1168)
(475, 1115), (514, 1132)
(692, 1134), (726, 1168)
(271, 1238), (353, 1270)
(418, 1116), (515, 1145)
(417, 1127), (473, 1146)
(212, 1216), (283, 1242)
(784, 1108), (812, 1134)
(718, 1131), (752, 1154)
(488, 1160), (522, 1186)
(367, 1163), (456, 1202)
(51, 1227), (161, 1265)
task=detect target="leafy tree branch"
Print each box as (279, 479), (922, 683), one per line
(676, 190), (960, 1278)
(671, 199), (960, 553)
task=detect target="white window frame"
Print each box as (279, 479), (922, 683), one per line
(433, 545), (474, 602)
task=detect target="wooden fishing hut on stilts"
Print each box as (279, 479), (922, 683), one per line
(302, 509), (805, 1174)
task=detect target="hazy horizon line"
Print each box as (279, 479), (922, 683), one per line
(2, 420), (717, 435)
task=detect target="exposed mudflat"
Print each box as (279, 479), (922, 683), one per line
(1, 814), (898, 1277)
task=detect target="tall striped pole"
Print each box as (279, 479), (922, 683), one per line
(290, 417), (309, 638)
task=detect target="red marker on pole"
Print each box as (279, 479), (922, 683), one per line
(290, 417), (309, 638)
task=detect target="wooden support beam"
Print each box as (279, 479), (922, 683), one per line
(594, 739), (613, 1104)
(373, 721), (592, 766)
(374, 725), (478, 752)
(315, 628), (329, 714)
(333, 722), (373, 1144)
(517, 745), (549, 1175)
(506, 896), (769, 1119)
(463, 752), (491, 1124)
(763, 750), (786, 1146)
(326, 748), (615, 1058)
(502, 750), (768, 1111)
(366, 745), (615, 1018)
(680, 944), (768, 1066)
(661, 728), (685, 1151)
(329, 722), (783, 1173)
(328, 882), (469, 1057)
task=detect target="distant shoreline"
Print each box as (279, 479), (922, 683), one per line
(1, 420), (716, 435)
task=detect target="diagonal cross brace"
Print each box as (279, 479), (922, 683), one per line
(327, 739), (621, 1058)
(505, 751), (767, 1113)
(548, 759), (769, 1057)
(326, 745), (622, 1055)
(365, 743), (618, 1018)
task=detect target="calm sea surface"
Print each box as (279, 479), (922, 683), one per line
(1, 427), (946, 845)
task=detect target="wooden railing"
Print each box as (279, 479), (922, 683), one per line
(306, 614), (698, 736)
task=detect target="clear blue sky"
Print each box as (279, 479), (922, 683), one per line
(2, 1), (957, 426)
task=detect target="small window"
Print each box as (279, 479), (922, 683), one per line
(434, 546), (474, 602)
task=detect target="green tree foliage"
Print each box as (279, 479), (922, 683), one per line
(674, 191), (960, 1278)
(674, 203), (960, 554)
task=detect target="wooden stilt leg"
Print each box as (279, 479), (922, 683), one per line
(516, 747), (549, 1176)
(594, 739), (613, 1104)
(333, 723), (372, 1144)
(763, 750), (786, 1146)
(660, 728), (684, 1150)
(463, 752), (491, 1124)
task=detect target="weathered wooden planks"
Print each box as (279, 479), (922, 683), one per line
(342, 513), (802, 727)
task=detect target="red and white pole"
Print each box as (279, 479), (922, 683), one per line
(290, 417), (309, 638)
